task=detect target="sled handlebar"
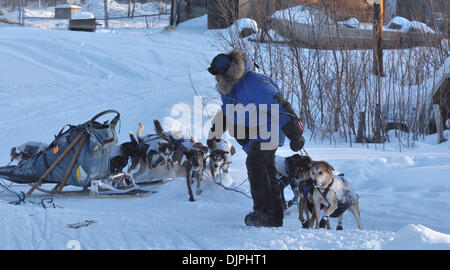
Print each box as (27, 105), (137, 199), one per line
(89, 110), (121, 128)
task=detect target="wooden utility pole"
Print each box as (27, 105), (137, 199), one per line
(104, 0), (109, 29)
(373, 0), (384, 76)
(367, 0), (384, 142)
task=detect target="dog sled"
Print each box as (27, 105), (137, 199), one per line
(0, 110), (151, 198)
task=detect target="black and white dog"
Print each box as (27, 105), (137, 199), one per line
(274, 154), (312, 210)
(127, 121), (177, 179)
(10, 142), (48, 164)
(109, 132), (140, 174)
(108, 120), (176, 177)
(209, 139), (236, 179)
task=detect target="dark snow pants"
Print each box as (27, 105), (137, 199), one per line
(246, 142), (284, 226)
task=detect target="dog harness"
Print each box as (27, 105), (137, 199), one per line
(317, 178), (334, 207)
(318, 174), (355, 218)
(301, 185), (313, 201)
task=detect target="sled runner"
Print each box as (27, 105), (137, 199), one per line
(0, 110), (143, 197)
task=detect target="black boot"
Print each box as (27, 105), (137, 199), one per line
(245, 143), (284, 228)
(244, 211), (272, 227)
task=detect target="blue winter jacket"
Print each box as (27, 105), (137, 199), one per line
(220, 65), (292, 153)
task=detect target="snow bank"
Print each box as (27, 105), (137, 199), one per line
(219, 18), (260, 39)
(386, 16), (435, 33)
(382, 224), (450, 249)
(337, 18), (360, 29)
(235, 18), (258, 32)
(271, 5), (333, 25)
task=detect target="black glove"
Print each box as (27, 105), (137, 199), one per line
(282, 118), (305, 152)
(290, 136), (305, 152)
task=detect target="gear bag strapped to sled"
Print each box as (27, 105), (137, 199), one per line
(0, 110), (120, 195)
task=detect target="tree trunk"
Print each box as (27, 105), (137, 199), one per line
(384, 0), (397, 23)
(356, 112), (366, 143)
(132, 0), (136, 18)
(170, 0), (175, 25)
(433, 104), (446, 143)
(374, 103), (382, 141)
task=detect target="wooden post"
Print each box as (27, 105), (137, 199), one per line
(433, 104), (446, 143)
(356, 111), (366, 143)
(373, 0), (384, 76)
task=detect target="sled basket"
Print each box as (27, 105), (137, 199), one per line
(0, 110), (120, 195)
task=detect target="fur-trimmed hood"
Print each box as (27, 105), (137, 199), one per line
(216, 49), (250, 95)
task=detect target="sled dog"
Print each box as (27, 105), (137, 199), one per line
(127, 121), (176, 179)
(10, 142), (48, 163)
(209, 139), (236, 179)
(109, 133), (141, 174)
(182, 140), (208, 202)
(274, 154), (318, 227)
(309, 161), (363, 230)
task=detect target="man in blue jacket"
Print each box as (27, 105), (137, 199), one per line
(207, 50), (305, 227)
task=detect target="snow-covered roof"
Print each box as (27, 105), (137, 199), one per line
(56, 4), (82, 9)
(431, 56), (450, 97)
(425, 56), (450, 115)
(71, 12), (95, 20)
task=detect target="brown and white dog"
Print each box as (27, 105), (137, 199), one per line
(309, 161), (363, 230)
(181, 139), (208, 202)
(274, 154), (319, 228)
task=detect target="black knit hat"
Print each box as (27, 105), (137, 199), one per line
(208, 53), (233, 75)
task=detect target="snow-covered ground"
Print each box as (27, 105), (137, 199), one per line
(1, 9), (450, 250)
(0, 0), (171, 29)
